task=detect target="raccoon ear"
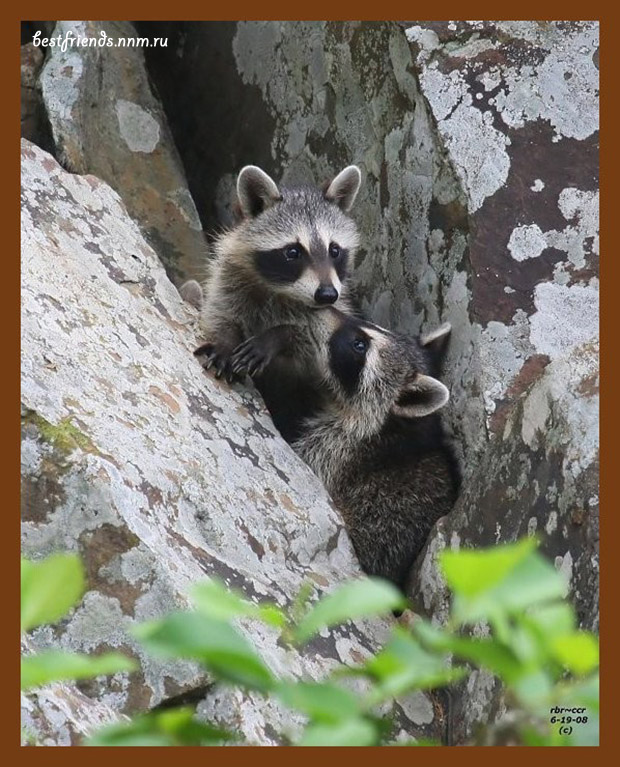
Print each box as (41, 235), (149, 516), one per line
(178, 279), (203, 310)
(420, 322), (452, 371)
(391, 374), (449, 419)
(237, 166), (282, 218)
(324, 166), (362, 212)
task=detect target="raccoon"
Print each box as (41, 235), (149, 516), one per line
(293, 309), (459, 589)
(195, 164), (362, 441)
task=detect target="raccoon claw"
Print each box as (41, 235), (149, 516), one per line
(194, 343), (238, 383)
(247, 359), (267, 377)
(230, 337), (271, 378)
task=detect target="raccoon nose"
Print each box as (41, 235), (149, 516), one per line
(314, 285), (339, 305)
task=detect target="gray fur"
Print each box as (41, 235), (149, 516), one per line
(293, 310), (459, 589)
(197, 165), (361, 438)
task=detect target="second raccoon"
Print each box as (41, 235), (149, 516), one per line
(293, 310), (459, 590)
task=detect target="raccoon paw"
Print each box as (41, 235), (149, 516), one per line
(193, 343), (237, 384)
(230, 337), (273, 378)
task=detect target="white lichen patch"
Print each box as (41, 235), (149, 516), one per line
(40, 51), (84, 123)
(21, 678), (125, 746)
(545, 511), (558, 534)
(439, 99), (511, 212)
(522, 339), (599, 474)
(507, 224), (547, 261)
(479, 311), (534, 413)
(115, 99), (161, 153)
(413, 58), (509, 211)
(416, 529), (449, 621)
(555, 550), (574, 587)
(464, 669), (496, 731)
(404, 25), (440, 61)
(510, 188), (598, 271)
(521, 379), (551, 449)
(529, 282), (598, 360)
(493, 24), (599, 140)
(39, 22), (89, 127)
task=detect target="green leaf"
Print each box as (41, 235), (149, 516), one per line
(87, 707), (236, 746)
(364, 628), (466, 700)
(256, 604), (287, 627)
(525, 603), (575, 638)
(414, 620), (523, 682)
(190, 578), (285, 628)
(551, 632), (599, 675)
(21, 650), (136, 690)
(294, 578), (406, 643)
(450, 550), (567, 624)
(512, 669), (553, 707)
(275, 681), (361, 723)
(21, 554), (85, 631)
(506, 623), (546, 666)
(299, 717), (378, 746)
(439, 538), (537, 597)
(132, 611), (274, 691)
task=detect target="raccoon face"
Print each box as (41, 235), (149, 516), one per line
(236, 166), (362, 306)
(323, 311), (450, 421)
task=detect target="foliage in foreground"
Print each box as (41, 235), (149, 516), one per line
(21, 538), (598, 746)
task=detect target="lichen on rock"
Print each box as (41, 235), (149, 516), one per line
(20, 138), (439, 744)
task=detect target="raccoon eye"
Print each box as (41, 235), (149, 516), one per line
(284, 244), (302, 260)
(329, 243), (341, 259)
(352, 338), (368, 354)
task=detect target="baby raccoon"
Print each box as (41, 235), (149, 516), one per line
(195, 164), (362, 440)
(293, 310), (459, 590)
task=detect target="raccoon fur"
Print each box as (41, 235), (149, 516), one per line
(293, 309), (459, 589)
(195, 164), (362, 441)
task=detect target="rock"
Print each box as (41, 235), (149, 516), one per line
(21, 43), (53, 150)
(22, 686), (125, 746)
(21, 638), (126, 747)
(38, 21), (207, 284)
(132, 21), (598, 742)
(20, 139), (440, 744)
(403, 22), (599, 740)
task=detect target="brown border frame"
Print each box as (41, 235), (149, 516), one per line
(13, 7), (609, 762)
